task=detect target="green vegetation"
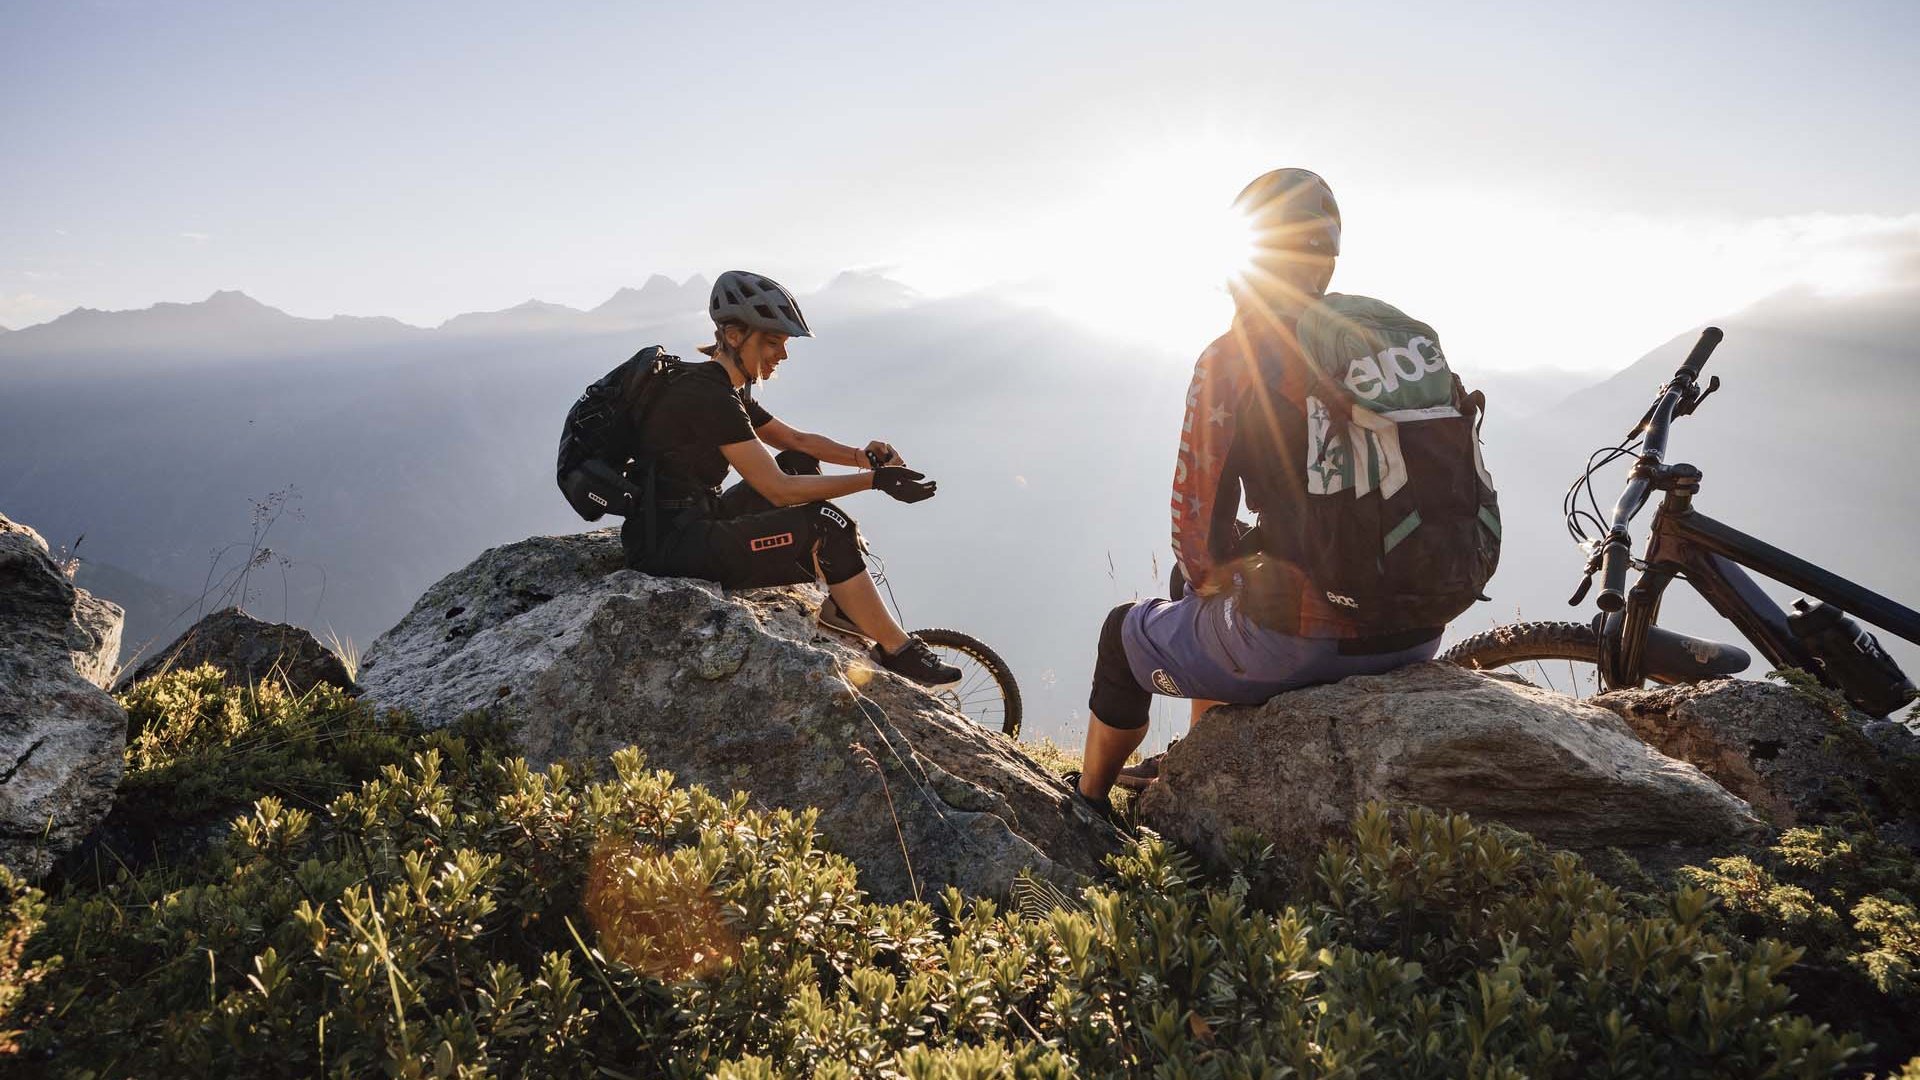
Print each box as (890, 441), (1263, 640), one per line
(1685, 825), (1919, 1066)
(1, 669), (1915, 1076)
(118, 664), (416, 822)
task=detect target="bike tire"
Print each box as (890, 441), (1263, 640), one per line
(1442, 621), (1601, 670)
(914, 628), (1024, 738)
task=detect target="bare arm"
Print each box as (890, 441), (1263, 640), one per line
(721, 438), (874, 506)
(756, 417), (898, 468)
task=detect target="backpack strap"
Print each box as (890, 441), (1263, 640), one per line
(1463, 379), (1488, 439)
(626, 358), (690, 566)
(1302, 358), (1355, 466)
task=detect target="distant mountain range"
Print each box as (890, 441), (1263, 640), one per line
(3, 273), (1913, 741)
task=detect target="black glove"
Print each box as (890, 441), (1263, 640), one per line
(873, 465), (937, 503)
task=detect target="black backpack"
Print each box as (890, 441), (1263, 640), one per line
(555, 346), (682, 521)
(1253, 294), (1500, 633)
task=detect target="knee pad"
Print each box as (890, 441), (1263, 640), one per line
(1089, 603), (1151, 729)
(1097, 603), (1133, 670)
(808, 501), (867, 584)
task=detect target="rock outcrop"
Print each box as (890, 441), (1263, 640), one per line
(69, 591), (124, 691)
(358, 530), (1121, 903)
(118, 607), (354, 696)
(0, 512), (128, 879)
(1596, 678), (1920, 839)
(1138, 662), (1764, 868)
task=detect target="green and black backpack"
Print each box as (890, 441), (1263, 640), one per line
(1284, 293), (1501, 632)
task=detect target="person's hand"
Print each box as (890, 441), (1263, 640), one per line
(872, 465), (936, 503)
(863, 441), (900, 467)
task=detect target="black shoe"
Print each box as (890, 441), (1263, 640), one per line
(872, 634), (963, 687)
(1061, 770), (1120, 825)
(1113, 739), (1178, 792)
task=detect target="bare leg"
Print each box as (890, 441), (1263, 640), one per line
(1077, 712), (1148, 800)
(1189, 699), (1225, 727)
(826, 569), (910, 653)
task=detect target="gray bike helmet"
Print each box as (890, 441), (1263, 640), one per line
(709, 270), (813, 338)
(1234, 168), (1341, 256)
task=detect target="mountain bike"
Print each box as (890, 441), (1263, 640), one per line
(1444, 328), (1920, 718)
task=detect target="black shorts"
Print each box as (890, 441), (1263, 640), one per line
(623, 463), (866, 589)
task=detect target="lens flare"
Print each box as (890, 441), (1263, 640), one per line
(584, 837), (741, 979)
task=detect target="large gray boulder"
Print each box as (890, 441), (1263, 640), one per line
(1595, 678), (1920, 839)
(1138, 661), (1765, 868)
(0, 512), (128, 880)
(358, 530), (1121, 903)
(117, 606), (354, 696)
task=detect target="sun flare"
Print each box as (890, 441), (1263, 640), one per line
(1028, 142), (1268, 350)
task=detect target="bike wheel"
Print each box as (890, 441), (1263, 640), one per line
(914, 628), (1023, 738)
(1442, 621), (1605, 699)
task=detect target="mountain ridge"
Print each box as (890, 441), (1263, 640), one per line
(0, 272), (887, 356)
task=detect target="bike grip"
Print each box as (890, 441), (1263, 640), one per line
(1597, 545), (1629, 613)
(1679, 327), (1723, 379)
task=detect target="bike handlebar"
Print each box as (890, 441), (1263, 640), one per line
(1594, 327), (1722, 612)
(1678, 326), (1723, 381)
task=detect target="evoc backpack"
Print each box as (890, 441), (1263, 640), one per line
(1284, 294), (1500, 632)
(555, 346), (682, 521)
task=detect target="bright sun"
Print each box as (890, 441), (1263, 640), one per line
(1029, 143), (1263, 351)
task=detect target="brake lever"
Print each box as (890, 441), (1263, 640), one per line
(1568, 573), (1594, 607)
(1676, 375), (1721, 418)
(1568, 550), (1601, 606)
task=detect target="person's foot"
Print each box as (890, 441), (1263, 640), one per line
(817, 595), (864, 636)
(870, 634), (962, 687)
(1061, 770), (1120, 826)
(1112, 739), (1178, 792)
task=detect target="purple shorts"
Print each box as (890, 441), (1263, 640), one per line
(1120, 593), (1441, 704)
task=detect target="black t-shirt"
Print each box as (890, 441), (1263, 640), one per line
(631, 361), (774, 499)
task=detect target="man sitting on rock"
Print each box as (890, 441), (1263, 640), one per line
(620, 270), (961, 688)
(1070, 169), (1495, 813)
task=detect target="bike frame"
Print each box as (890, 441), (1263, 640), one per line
(1606, 465), (1920, 689)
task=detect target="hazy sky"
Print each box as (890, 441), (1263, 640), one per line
(5, 0), (1917, 368)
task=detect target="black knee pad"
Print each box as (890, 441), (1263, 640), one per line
(808, 501), (867, 585)
(1088, 602), (1151, 730)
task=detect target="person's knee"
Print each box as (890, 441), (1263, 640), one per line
(1088, 603), (1151, 730)
(775, 450), (822, 476)
(806, 501), (867, 584)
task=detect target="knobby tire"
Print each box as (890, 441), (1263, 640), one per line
(1442, 621), (1601, 670)
(915, 628), (1023, 738)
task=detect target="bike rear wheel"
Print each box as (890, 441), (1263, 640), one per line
(915, 628), (1023, 737)
(1442, 621), (1605, 698)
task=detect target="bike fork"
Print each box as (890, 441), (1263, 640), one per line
(1605, 567), (1677, 689)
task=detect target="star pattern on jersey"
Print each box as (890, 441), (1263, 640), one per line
(1208, 404), (1231, 427)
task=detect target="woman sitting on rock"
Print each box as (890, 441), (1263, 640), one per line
(620, 270), (960, 687)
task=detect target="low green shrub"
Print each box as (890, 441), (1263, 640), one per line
(0, 762), (1879, 1075)
(1685, 823), (1918, 1067)
(0, 672), (1909, 1076)
(117, 663), (418, 822)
